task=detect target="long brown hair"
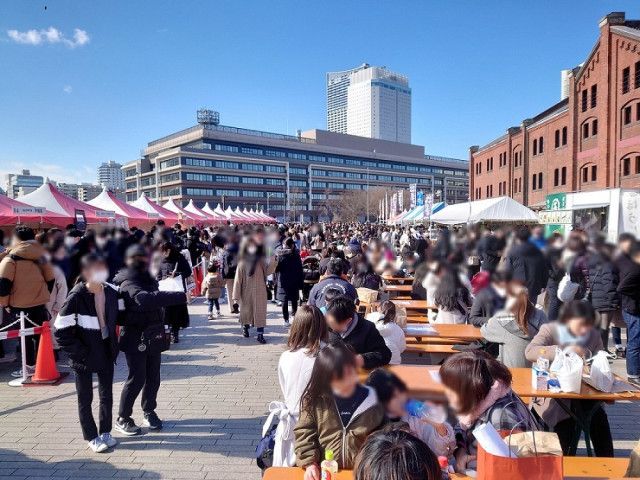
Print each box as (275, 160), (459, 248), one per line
(287, 305), (328, 355)
(300, 343), (357, 414)
(440, 351), (512, 414)
(507, 282), (534, 334)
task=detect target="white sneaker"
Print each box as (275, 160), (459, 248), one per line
(216, 311), (222, 318)
(88, 437), (108, 453)
(100, 432), (117, 448)
(11, 365), (34, 378)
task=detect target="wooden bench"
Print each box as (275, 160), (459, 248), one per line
(405, 343), (457, 355)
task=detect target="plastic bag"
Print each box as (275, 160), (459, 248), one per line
(550, 348), (583, 393)
(158, 274), (184, 292)
(557, 274), (579, 302)
(590, 350), (614, 393)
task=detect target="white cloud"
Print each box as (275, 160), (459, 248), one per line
(6, 27), (90, 48)
(63, 85), (73, 94)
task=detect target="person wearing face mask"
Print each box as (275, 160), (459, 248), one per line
(232, 237), (277, 344)
(275, 237), (304, 327)
(440, 351), (538, 474)
(113, 244), (187, 435)
(525, 300), (614, 456)
(295, 343), (385, 479)
(65, 229), (88, 288)
(480, 282), (547, 367)
(156, 242), (191, 343)
(0, 226), (56, 377)
(351, 260), (382, 291)
(54, 254), (119, 453)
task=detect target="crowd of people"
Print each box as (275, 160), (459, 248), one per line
(1, 219), (639, 477)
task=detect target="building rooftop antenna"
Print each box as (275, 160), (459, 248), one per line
(197, 108), (220, 126)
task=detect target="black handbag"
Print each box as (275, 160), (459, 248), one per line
(255, 424), (276, 470)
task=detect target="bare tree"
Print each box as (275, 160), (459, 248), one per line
(324, 187), (392, 222)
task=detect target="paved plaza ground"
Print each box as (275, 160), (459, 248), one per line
(1, 301), (640, 479)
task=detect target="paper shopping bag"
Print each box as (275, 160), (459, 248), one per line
(476, 441), (563, 480)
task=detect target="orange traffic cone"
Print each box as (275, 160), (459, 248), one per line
(30, 321), (62, 384)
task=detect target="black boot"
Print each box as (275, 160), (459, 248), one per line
(257, 334), (266, 344)
(242, 325), (250, 338)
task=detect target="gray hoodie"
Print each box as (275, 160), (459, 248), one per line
(481, 306), (548, 368)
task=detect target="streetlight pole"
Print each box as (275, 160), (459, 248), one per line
(266, 192), (275, 218)
(366, 166), (370, 223)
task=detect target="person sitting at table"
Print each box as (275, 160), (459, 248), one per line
(266, 305), (328, 467)
(366, 369), (455, 458)
(440, 350), (538, 474)
(353, 429), (441, 480)
(469, 270), (509, 327)
(366, 300), (406, 365)
(325, 295), (392, 369)
(524, 300), (614, 457)
(433, 265), (471, 324)
(480, 282), (547, 368)
(308, 258), (358, 310)
(295, 343), (386, 479)
(351, 259), (383, 292)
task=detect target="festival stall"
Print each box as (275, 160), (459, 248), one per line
(0, 194), (69, 228)
(162, 199), (199, 224)
(129, 193), (179, 223)
(400, 202), (446, 224)
(430, 196), (538, 225)
(87, 189), (156, 229)
(18, 182), (120, 226)
(202, 202), (228, 223)
(184, 199), (221, 224)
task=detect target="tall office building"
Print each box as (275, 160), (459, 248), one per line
(326, 64), (370, 134)
(98, 160), (125, 190)
(4, 170), (44, 198)
(327, 64), (412, 143)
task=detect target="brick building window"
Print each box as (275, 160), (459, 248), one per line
(582, 123), (589, 139)
(590, 85), (597, 108)
(555, 130), (560, 148)
(635, 61), (640, 89)
(539, 137), (544, 154)
(532, 173), (537, 190)
(591, 165), (597, 181)
(623, 157), (631, 176)
(623, 105), (632, 125)
(637, 103), (640, 121)
(623, 67), (630, 94)
(581, 90), (588, 112)
(561, 167), (567, 185)
(539, 172), (543, 189)
(519, 178), (522, 192)
(554, 168), (559, 187)
(533, 139), (538, 155)
(562, 127), (567, 145)
(592, 119), (598, 136)
(582, 167), (588, 183)
(513, 179), (517, 192)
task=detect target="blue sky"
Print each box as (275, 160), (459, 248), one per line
(1, 1), (640, 184)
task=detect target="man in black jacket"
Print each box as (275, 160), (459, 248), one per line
(113, 244), (187, 435)
(618, 241), (640, 384)
(325, 296), (391, 369)
(504, 226), (549, 304)
(469, 271), (509, 327)
(308, 258), (358, 309)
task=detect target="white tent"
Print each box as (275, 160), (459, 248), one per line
(430, 196), (538, 225)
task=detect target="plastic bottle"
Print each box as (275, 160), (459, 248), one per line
(536, 348), (550, 371)
(438, 456), (452, 479)
(321, 449), (338, 480)
(406, 399), (447, 424)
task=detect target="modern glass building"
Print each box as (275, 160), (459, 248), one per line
(122, 119), (468, 221)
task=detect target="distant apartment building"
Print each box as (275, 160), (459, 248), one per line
(327, 64), (412, 143)
(122, 114), (468, 221)
(470, 12), (640, 209)
(4, 170), (44, 198)
(55, 182), (102, 202)
(98, 160), (125, 191)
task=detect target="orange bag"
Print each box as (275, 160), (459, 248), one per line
(476, 431), (563, 480)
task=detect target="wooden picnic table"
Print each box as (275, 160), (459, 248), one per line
(382, 275), (414, 284)
(263, 457), (630, 479)
(383, 284), (413, 293)
(405, 323), (483, 342)
(361, 299), (435, 312)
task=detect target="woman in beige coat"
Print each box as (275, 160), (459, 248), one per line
(233, 237), (276, 344)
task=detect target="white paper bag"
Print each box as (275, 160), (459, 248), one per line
(589, 350), (614, 392)
(557, 274), (579, 302)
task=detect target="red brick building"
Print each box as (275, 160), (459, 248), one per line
(470, 12), (640, 207)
